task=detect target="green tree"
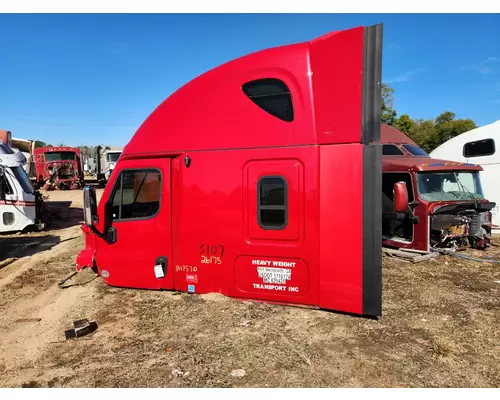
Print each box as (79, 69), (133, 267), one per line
(409, 119), (438, 153)
(34, 140), (47, 148)
(435, 111), (476, 144)
(394, 114), (414, 135)
(435, 111), (455, 126)
(381, 83), (397, 125)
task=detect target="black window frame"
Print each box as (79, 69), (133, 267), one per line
(463, 138), (496, 158)
(242, 78), (294, 122)
(382, 144), (405, 156)
(257, 175), (288, 230)
(109, 167), (162, 222)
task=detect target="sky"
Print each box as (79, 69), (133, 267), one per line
(1, 13), (500, 147)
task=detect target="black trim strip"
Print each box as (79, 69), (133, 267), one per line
(362, 144), (382, 317)
(361, 24), (383, 145)
(362, 23), (383, 317)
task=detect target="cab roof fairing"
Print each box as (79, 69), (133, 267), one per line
(121, 26), (370, 158)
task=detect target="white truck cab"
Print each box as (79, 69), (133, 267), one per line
(102, 148), (122, 181)
(0, 142), (44, 233)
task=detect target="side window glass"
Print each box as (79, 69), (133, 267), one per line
(382, 144), (404, 155)
(242, 78), (294, 122)
(110, 169), (161, 220)
(258, 176), (287, 229)
(463, 138), (495, 158)
(1, 172), (13, 196)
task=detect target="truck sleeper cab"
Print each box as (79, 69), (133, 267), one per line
(77, 23), (395, 318)
(380, 125), (495, 252)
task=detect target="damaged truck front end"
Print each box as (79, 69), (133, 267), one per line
(34, 147), (85, 190)
(380, 124), (495, 253)
(429, 199), (494, 251)
(417, 169), (494, 251)
(383, 161), (495, 253)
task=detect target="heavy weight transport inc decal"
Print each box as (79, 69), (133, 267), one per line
(235, 256), (309, 296)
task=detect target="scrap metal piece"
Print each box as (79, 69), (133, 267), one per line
(64, 319), (98, 340)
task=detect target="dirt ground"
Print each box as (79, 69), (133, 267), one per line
(0, 190), (499, 388)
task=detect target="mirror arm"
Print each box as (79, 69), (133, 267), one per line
(88, 223), (106, 239)
(407, 201), (419, 222)
(88, 224), (116, 244)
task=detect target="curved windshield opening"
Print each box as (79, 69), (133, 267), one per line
(416, 171), (484, 202)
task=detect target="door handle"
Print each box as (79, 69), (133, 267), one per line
(154, 256), (167, 279)
(107, 227), (117, 244)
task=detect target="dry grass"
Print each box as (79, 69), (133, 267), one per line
(0, 193), (499, 387)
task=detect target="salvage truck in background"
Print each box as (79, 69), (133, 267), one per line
(34, 146), (85, 190)
(380, 124), (495, 253)
(0, 130), (45, 233)
(100, 147), (123, 181)
(77, 23), (388, 318)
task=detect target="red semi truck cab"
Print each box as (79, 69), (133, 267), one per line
(76, 23), (395, 318)
(380, 124), (495, 252)
(34, 146), (84, 190)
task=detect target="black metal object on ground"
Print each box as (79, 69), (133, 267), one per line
(64, 319), (98, 340)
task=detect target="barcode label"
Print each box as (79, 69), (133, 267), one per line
(257, 267), (291, 285)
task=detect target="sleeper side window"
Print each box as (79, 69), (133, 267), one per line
(110, 169), (161, 220)
(242, 78), (294, 122)
(382, 144), (404, 155)
(258, 176), (287, 229)
(463, 138), (495, 158)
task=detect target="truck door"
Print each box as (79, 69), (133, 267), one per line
(94, 157), (173, 290)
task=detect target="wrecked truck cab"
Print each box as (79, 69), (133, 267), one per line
(380, 124), (495, 252)
(77, 23), (386, 318)
(34, 146), (85, 190)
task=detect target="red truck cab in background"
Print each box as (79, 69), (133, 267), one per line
(34, 146), (84, 190)
(76, 23), (399, 318)
(380, 124), (495, 252)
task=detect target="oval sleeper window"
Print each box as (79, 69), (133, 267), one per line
(242, 78), (294, 122)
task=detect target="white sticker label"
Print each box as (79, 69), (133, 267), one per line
(257, 267), (291, 285)
(154, 265), (165, 279)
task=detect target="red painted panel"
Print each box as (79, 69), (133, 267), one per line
(124, 44), (315, 156)
(319, 144), (363, 314)
(310, 26), (364, 145)
(169, 147), (319, 306)
(94, 157), (173, 290)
